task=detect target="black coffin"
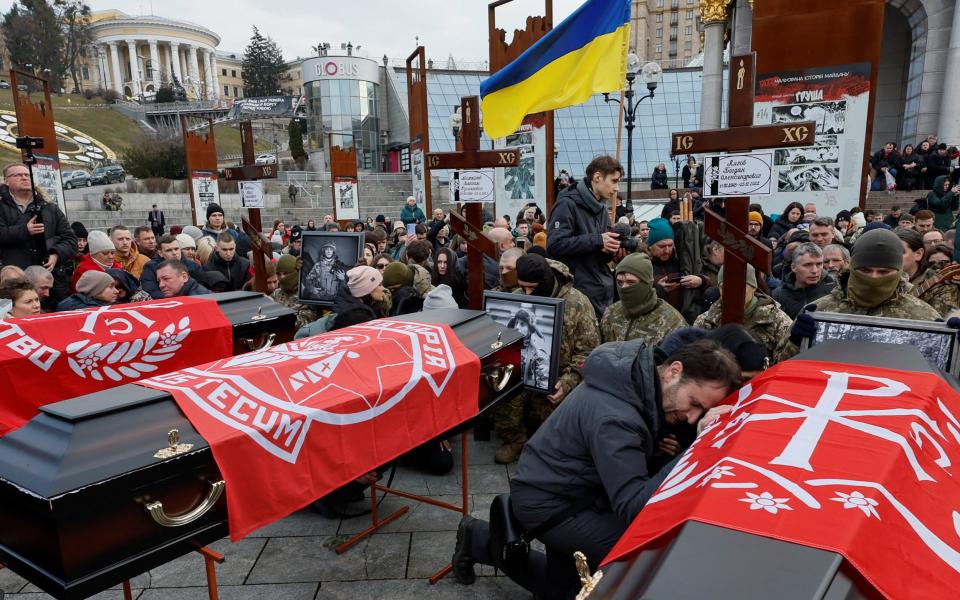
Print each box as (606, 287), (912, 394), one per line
(588, 341), (949, 600)
(0, 309), (521, 600)
(208, 291), (297, 354)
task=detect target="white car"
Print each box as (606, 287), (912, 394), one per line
(255, 153), (277, 165)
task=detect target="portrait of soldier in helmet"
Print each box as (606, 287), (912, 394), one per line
(484, 292), (564, 393)
(299, 232), (363, 305)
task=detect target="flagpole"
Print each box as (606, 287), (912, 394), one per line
(612, 88), (625, 226)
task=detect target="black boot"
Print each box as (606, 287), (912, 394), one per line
(452, 516), (478, 585)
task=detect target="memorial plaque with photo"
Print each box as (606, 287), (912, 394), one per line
(800, 311), (960, 375)
(299, 231), (364, 306)
(483, 291), (564, 393)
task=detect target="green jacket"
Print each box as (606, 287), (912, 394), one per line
(812, 272), (941, 320)
(693, 293), (796, 364)
(600, 298), (686, 345)
(927, 176), (959, 231)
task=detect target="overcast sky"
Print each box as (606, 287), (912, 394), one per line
(85, 0), (585, 65)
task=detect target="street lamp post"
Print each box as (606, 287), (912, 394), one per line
(604, 55), (662, 210)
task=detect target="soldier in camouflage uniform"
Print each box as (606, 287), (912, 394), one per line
(493, 254), (600, 464)
(601, 252), (686, 344)
(272, 254), (321, 330)
(694, 265), (796, 364)
(810, 229), (941, 320)
(915, 244), (960, 318)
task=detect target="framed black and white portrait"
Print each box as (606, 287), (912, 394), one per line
(800, 311), (960, 375)
(483, 291), (564, 394)
(299, 231), (364, 306)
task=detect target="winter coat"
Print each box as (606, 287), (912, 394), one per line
(509, 340), (670, 528)
(693, 293), (796, 364)
(70, 253), (120, 292)
(204, 252), (251, 291)
(118, 245), (150, 279)
(400, 204), (426, 225)
(926, 176), (958, 231)
(650, 168), (669, 190)
(771, 270), (837, 319)
(175, 278), (212, 297)
(0, 185), (77, 301)
(141, 255), (208, 299)
(768, 215), (799, 241)
(57, 293), (110, 311)
(547, 178), (614, 319)
(811, 272), (941, 320)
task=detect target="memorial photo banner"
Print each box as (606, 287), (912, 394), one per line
(603, 359), (960, 600)
(754, 63), (871, 214)
(139, 320), (481, 540)
(0, 297), (233, 436)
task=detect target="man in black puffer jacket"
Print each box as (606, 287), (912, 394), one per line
(547, 156), (624, 320)
(204, 232), (250, 291)
(0, 165), (77, 303)
(771, 242), (837, 319)
(452, 339), (741, 599)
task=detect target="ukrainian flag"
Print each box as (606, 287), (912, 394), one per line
(480, 0), (631, 140)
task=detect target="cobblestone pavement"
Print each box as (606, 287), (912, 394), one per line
(0, 437), (531, 600)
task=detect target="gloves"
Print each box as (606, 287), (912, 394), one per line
(789, 306), (818, 346)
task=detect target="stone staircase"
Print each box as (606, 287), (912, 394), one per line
(863, 189), (930, 213)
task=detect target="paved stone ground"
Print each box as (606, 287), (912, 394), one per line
(0, 437), (532, 600)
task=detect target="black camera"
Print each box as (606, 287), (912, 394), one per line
(613, 223), (638, 252)
(15, 136), (43, 150)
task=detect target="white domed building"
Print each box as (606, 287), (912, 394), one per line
(86, 10), (223, 101)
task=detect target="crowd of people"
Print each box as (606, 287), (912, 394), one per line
(4, 148), (960, 598)
(869, 133), (959, 192)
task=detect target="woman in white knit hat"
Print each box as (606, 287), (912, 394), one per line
(57, 270), (120, 311)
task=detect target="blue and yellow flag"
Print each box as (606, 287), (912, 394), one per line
(480, 0), (631, 140)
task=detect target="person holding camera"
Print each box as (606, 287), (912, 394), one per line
(547, 155), (624, 320)
(0, 163), (76, 304)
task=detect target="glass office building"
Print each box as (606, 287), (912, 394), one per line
(302, 56), (382, 170)
(391, 67), (716, 184)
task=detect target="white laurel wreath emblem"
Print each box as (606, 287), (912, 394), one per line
(65, 316), (191, 382)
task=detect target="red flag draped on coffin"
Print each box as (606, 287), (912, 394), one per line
(0, 297), (233, 436)
(139, 319), (481, 540)
(602, 360), (960, 600)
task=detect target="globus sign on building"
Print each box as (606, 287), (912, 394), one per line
(301, 55), (380, 83)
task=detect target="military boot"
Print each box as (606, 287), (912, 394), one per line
(494, 440), (525, 464)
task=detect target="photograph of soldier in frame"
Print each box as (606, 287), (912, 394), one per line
(299, 231), (364, 306)
(483, 291), (564, 393)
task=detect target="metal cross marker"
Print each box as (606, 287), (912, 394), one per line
(425, 96), (519, 309)
(221, 121), (276, 294)
(670, 53), (814, 324)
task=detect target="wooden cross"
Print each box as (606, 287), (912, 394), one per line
(221, 120), (276, 295)
(670, 53), (815, 324)
(426, 96), (519, 310)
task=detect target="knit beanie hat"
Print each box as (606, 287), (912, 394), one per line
(182, 225), (204, 241)
(206, 203), (224, 220)
(862, 221), (892, 234)
(87, 230), (114, 255)
(850, 212), (866, 229)
(851, 229), (904, 270)
(76, 270), (114, 297)
(347, 265), (382, 298)
(276, 254), (298, 274)
(70, 221), (88, 240)
(533, 231), (547, 249)
(646, 218), (674, 247)
(835, 210), (852, 223)
(176, 233), (197, 249)
(615, 253), (654, 284)
(423, 284), (458, 310)
(718, 264), (758, 288)
(749, 211), (763, 225)
(382, 262), (414, 288)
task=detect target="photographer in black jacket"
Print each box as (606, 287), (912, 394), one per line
(0, 163), (77, 303)
(547, 155), (623, 320)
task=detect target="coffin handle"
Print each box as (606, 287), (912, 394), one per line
(242, 333), (276, 352)
(144, 480), (225, 528)
(483, 363), (515, 393)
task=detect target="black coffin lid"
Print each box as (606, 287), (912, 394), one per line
(0, 384), (205, 499)
(210, 290), (295, 326)
(590, 341), (943, 599)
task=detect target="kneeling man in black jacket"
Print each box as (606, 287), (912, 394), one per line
(453, 339), (741, 599)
